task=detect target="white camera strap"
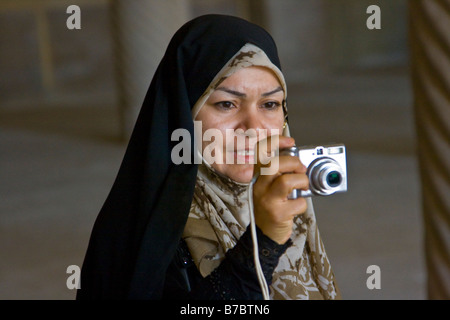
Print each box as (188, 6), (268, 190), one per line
(248, 172), (271, 300)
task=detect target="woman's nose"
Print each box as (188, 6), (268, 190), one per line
(236, 107), (263, 131)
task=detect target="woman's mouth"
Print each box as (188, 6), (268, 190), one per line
(233, 149), (255, 164)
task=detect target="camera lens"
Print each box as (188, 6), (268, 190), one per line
(308, 158), (345, 195)
(326, 171), (341, 187)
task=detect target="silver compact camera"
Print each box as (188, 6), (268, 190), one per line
(279, 144), (347, 198)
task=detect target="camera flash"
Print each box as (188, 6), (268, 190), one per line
(328, 147), (344, 155)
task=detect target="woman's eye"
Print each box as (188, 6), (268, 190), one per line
(215, 101), (236, 110)
(262, 101), (281, 110)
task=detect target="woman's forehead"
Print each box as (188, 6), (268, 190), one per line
(213, 66), (284, 93)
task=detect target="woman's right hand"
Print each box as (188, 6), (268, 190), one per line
(252, 135), (309, 244)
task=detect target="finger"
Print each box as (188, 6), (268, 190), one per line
(269, 172), (309, 199)
(280, 155), (307, 174)
(254, 135), (295, 167)
(253, 135), (296, 182)
(260, 196), (308, 225)
(284, 197), (308, 217)
(279, 135), (296, 150)
(255, 156), (306, 191)
(255, 134), (295, 153)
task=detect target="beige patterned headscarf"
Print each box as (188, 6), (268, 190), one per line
(183, 43), (341, 300)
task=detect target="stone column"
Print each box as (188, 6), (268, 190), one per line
(409, 0), (450, 300)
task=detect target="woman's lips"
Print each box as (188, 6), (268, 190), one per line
(232, 149), (255, 164)
(236, 149), (254, 156)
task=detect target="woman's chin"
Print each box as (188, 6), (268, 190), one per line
(217, 164), (255, 184)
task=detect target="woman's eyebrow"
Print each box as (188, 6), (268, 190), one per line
(215, 86), (283, 97)
(215, 87), (246, 97)
(261, 86), (283, 97)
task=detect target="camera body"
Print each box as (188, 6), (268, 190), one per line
(279, 144), (347, 198)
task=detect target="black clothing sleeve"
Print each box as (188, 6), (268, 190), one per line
(163, 225), (292, 300)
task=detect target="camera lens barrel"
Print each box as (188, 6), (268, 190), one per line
(309, 158), (344, 195)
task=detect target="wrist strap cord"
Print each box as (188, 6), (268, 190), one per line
(248, 172), (271, 300)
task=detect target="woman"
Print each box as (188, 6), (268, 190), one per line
(77, 14), (340, 300)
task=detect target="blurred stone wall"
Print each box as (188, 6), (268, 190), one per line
(0, 0), (408, 111)
(0, 1), (114, 107)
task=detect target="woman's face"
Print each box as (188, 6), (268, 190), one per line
(196, 66), (285, 183)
